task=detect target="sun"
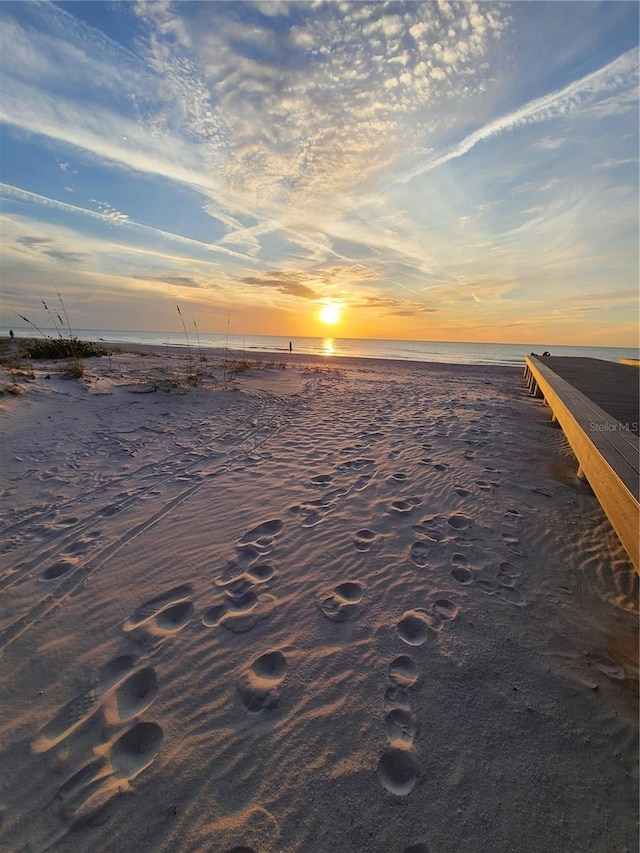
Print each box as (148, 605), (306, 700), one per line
(319, 303), (341, 325)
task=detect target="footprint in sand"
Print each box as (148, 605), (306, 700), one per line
(110, 721), (163, 779)
(447, 513), (471, 531)
(53, 722), (164, 826)
(388, 655), (419, 688)
(202, 602), (227, 627)
(380, 651), (420, 795)
(496, 561), (521, 588)
(220, 576), (260, 610)
(39, 559), (75, 581)
(205, 564), (276, 632)
(237, 519), (283, 546)
(388, 497), (422, 516)
(500, 532), (525, 556)
(412, 515), (448, 540)
(246, 563), (274, 582)
(451, 565), (474, 585)
(453, 486), (471, 497)
(32, 655), (138, 753)
(385, 654), (420, 706)
(238, 650), (288, 713)
(410, 540), (431, 568)
(205, 519), (283, 633)
(310, 474), (333, 487)
(205, 586), (277, 634)
(476, 479), (499, 492)
(397, 599), (459, 645)
(153, 601), (194, 633)
(354, 528), (377, 551)
(396, 610), (432, 646)
(318, 581), (364, 622)
(384, 684), (413, 708)
(289, 501), (333, 529)
(431, 598), (459, 627)
(122, 585), (193, 633)
(104, 667), (158, 723)
(62, 538), (93, 557)
(403, 845), (431, 853)
(377, 746), (419, 796)
(385, 708), (417, 745)
(476, 563), (525, 606)
(223, 534), (278, 578)
(52, 758), (108, 823)
(337, 457), (375, 473)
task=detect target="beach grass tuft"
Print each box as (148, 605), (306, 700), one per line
(18, 294), (107, 377)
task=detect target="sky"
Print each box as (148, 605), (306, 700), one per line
(0, 1), (638, 346)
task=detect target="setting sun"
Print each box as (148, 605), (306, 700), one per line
(319, 304), (342, 325)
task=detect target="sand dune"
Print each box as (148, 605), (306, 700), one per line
(0, 347), (637, 852)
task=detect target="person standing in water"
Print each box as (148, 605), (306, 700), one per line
(289, 341), (292, 353)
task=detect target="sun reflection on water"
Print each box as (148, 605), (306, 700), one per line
(322, 338), (335, 356)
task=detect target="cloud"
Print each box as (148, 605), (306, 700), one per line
(91, 200), (130, 222)
(245, 279), (318, 299)
(160, 275), (203, 289)
(42, 249), (89, 264)
(240, 272), (319, 299)
(14, 233), (88, 264)
(239, 264), (387, 301)
(573, 288), (638, 303)
(16, 235), (53, 248)
(1, 184), (253, 262)
(394, 48), (639, 186)
(353, 294), (436, 315)
(132, 274), (205, 289)
(534, 136), (566, 150)
(0, 0), (509, 225)
(593, 157), (638, 170)
(0, 2), (636, 344)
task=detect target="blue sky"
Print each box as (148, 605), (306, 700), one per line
(1, 1), (638, 345)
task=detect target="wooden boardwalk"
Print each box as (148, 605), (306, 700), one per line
(524, 356), (639, 570)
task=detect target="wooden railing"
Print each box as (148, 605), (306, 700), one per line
(524, 355), (639, 571)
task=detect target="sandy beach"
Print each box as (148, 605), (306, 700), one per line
(0, 345), (637, 853)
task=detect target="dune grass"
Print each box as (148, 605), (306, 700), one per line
(18, 294), (107, 377)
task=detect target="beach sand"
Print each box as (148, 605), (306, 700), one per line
(0, 345), (637, 853)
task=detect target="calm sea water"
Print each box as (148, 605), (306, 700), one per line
(4, 327), (638, 368)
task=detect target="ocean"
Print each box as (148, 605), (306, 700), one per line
(3, 327), (638, 368)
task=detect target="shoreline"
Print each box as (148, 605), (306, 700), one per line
(2, 336), (523, 379)
(3, 329), (636, 368)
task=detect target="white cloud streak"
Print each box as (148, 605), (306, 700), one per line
(393, 48), (639, 186)
(0, 184), (254, 262)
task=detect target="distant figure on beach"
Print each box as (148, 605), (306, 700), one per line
(530, 350), (551, 357)
(289, 341), (293, 353)
(9, 330), (14, 339)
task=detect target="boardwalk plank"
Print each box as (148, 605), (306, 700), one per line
(525, 355), (639, 571)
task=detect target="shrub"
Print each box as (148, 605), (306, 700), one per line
(25, 338), (108, 360)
